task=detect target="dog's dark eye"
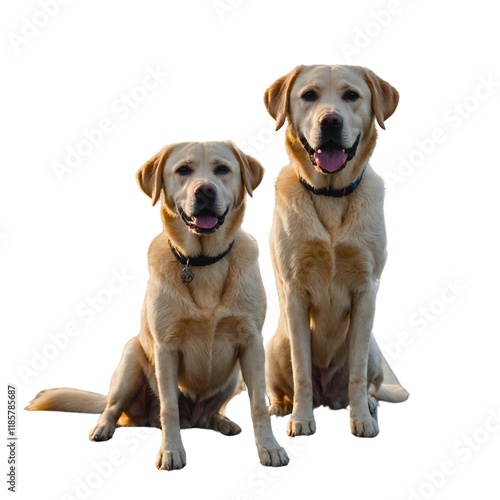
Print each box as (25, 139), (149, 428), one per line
(343, 90), (360, 102)
(214, 164), (230, 175)
(176, 165), (192, 176)
(301, 90), (319, 102)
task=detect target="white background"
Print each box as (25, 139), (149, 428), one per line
(2, 1), (500, 499)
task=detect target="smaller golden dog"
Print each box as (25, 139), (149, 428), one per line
(27, 141), (289, 470)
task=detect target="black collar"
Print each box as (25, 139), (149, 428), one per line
(169, 240), (234, 267)
(169, 240), (235, 283)
(299, 167), (366, 198)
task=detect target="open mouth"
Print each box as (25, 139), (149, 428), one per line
(299, 134), (360, 174)
(178, 206), (229, 234)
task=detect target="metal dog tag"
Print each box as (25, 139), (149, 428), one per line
(180, 260), (194, 284)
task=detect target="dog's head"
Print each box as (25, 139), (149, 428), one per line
(136, 141), (264, 235)
(264, 65), (398, 176)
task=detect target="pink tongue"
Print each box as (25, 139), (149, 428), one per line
(194, 214), (218, 229)
(313, 149), (347, 172)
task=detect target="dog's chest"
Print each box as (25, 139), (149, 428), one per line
(174, 314), (246, 395)
(280, 200), (374, 291)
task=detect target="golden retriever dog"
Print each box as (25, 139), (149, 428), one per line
(263, 65), (409, 438)
(27, 141), (289, 470)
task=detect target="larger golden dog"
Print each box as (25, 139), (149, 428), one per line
(27, 141), (289, 470)
(263, 65), (409, 438)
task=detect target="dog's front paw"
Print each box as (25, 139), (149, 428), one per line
(350, 416), (379, 438)
(258, 444), (290, 467)
(287, 416), (316, 437)
(156, 447), (187, 471)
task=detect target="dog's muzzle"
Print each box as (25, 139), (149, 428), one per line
(299, 134), (361, 174)
(178, 206), (229, 234)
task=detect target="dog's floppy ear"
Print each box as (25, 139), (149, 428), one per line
(229, 143), (264, 198)
(361, 68), (399, 130)
(136, 145), (174, 206)
(264, 66), (302, 131)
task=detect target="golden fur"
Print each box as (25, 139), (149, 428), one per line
(263, 65), (409, 438)
(27, 141), (289, 469)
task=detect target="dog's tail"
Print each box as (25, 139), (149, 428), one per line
(374, 355), (410, 403)
(375, 383), (409, 403)
(25, 388), (107, 414)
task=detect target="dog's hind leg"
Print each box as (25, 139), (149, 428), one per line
(206, 414), (242, 435)
(187, 373), (242, 436)
(265, 328), (294, 417)
(369, 338), (410, 403)
(89, 336), (148, 442)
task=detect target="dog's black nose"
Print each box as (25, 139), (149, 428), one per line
(320, 112), (343, 130)
(194, 184), (217, 210)
(195, 183), (217, 199)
